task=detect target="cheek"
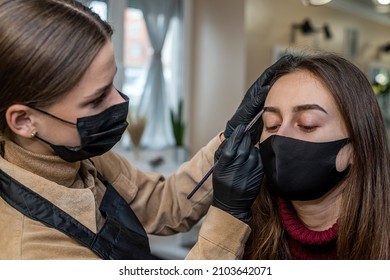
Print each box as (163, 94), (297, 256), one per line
(37, 117), (80, 145)
(51, 126), (81, 146)
(65, 128), (81, 145)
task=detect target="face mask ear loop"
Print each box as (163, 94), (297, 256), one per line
(30, 106), (76, 126)
(33, 133), (51, 145)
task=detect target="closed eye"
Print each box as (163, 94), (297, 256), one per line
(90, 91), (107, 108)
(265, 125), (280, 133)
(298, 125), (318, 132)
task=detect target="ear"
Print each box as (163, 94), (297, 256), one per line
(336, 143), (354, 172)
(5, 104), (36, 138)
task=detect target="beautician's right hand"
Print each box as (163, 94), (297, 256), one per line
(212, 125), (264, 222)
(224, 54), (293, 143)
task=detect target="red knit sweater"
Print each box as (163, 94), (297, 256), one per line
(277, 198), (338, 260)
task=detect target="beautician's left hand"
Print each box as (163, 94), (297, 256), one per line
(224, 54), (293, 143)
(213, 125), (264, 222)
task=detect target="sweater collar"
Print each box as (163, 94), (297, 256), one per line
(277, 197), (338, 245)
(277, 197), (338, 259)
(3, 139), (83, 188)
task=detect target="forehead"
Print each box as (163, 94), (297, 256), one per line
(266, 70), (339, 112)
(58, 41), (116, 102)
(78, 41), (115, 87)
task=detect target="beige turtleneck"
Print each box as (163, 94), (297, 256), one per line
(1, 139), (105, 231)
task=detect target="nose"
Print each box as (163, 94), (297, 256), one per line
(118, 90), (128, 103)
(112, 88), (128, 105)
(260, 122), (293, 143)
(274, 119), (301, 140)
(274, 124), (291, 137)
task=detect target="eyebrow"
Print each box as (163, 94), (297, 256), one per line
(264, 104), (328, 114)
(88, 83), (112, 98)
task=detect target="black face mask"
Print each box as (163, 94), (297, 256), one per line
(259, 135), (350, 201)
(33, 93), (129, 162)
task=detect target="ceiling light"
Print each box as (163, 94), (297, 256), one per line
(377, 0), (390, 5)
(301, 0), (333, 6)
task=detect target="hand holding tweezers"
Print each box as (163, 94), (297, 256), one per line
(186, 109), (264, 199)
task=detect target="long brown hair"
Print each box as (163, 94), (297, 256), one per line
(244, 52), (390, 259)
(0, 0), (113, 132)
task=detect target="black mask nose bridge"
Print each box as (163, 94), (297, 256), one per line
(0, 169), (158, 260)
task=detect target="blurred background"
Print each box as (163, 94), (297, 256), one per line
(82, 0), (390, 154)
(80, 0), (390, 259)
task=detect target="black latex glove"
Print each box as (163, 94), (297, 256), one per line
(212, 124), (264, 222)
(224, 54), (293, 143)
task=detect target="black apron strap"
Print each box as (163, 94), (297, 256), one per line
(0, 169), (97, 249)
(96, 172), (147, 238)
(94, 173), (157, 259)
(0, 169), (158, 259)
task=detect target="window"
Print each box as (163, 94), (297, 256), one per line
(123, 8), (151, 111)
(123, 6), (182, 110)
(85, 0), (184, 149)
(123, 1), (183, 148)
(89, 1), (108, 21)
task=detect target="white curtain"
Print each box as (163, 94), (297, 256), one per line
(136, 0), (178, 148)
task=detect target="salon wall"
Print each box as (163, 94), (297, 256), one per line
(187, 0), (390, 154)
(187, 0), (245, 153)
(246, 0), (390, 86)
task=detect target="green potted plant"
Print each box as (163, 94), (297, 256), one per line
(170, 98), (187, 162)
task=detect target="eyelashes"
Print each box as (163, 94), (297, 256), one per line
(90, 91), (108, 108)
(264, 123), (319, 133)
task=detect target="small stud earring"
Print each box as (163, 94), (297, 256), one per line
(31, 132), (36, 138)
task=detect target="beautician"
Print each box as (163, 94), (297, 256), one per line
(0, 0), (285, 260)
